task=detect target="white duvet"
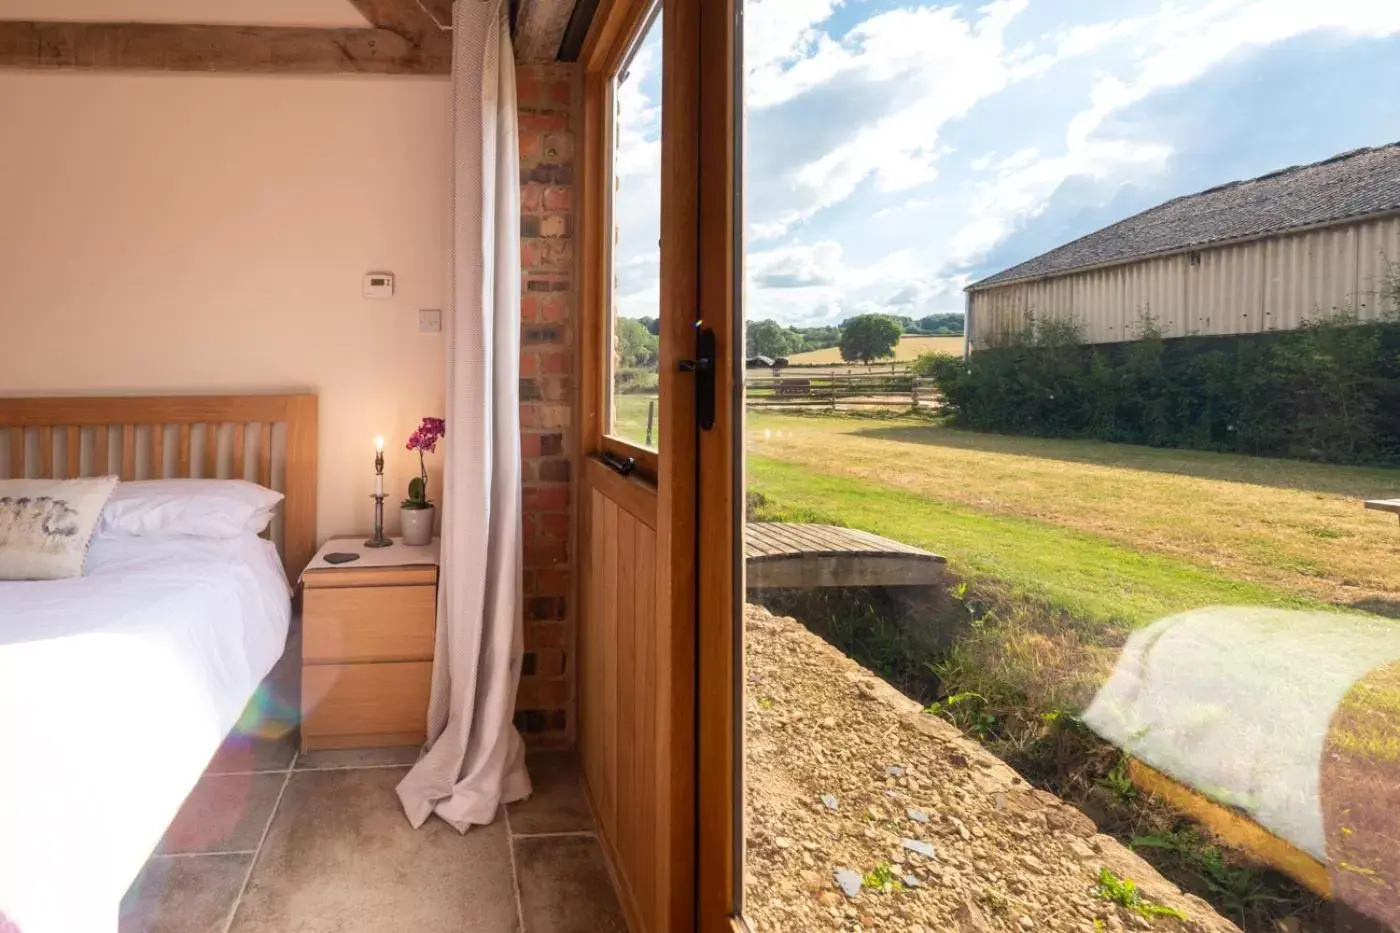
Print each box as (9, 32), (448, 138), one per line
(0, 534), (291, 933)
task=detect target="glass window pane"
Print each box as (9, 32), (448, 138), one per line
(608, 8), (663, 450)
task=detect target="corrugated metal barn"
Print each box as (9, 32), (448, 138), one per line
(966, 143), (1400, 348)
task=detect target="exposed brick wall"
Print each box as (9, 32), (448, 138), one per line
(515, 62), (578, 746)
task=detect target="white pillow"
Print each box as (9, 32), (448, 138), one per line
(0, 476), (118, 579)
(99, 479), (283, 539)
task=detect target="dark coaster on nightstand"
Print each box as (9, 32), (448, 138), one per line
(323, 552), (361, 564)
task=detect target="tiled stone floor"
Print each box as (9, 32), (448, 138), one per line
(119, 641), (626, 933)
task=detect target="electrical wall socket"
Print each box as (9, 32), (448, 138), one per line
(418, 309), (442, 334)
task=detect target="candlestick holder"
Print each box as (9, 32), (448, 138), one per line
(365, 449), (393, 548)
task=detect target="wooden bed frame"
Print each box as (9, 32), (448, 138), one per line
(0, 394), (317, 578)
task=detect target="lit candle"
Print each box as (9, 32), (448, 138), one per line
(374, 435), (384, 497)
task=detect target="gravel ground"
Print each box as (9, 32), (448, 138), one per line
(743, 604), (1239, 933)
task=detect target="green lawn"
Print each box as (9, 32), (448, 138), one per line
(612, 394), (659, 448)
(749, 455), (1315, 630)
(748, 411), (1400, 613)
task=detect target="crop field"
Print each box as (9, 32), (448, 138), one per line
(782, 334), (964, 366)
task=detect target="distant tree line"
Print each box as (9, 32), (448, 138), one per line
(905, 313), (965, 336)
(917, 309), (1400, 465)
(745, 320), (839, 359)
(745, 312), (965, 359)
(625, 309), (965, 370)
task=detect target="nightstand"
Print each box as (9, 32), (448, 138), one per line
(299, 537), (440, 752)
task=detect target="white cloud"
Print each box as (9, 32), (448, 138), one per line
(615, 30), (660, 177)
(938, 0), (1400, 275)
(1053, 0), (1400, 146)
(613, 17), (663, 319)
(748, 2), (1032, 241)
(746, 0), (851, 106)
(748, 240), (844, 288)
(746, 240), (969, 324)
(949, 138), (1172, 264)
(872, 194), (941, 218)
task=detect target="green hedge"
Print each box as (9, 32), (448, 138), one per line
(918, 313), (1400, 465)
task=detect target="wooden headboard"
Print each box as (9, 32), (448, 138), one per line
(0, 394), (317, 577)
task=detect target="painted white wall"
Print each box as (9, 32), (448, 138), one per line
(0, 71), (451, 542)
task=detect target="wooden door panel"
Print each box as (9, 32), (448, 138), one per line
(631, 524), (660, 925)
(581, 478), (664, 930)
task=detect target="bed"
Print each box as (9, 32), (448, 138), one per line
(0, 394), (317, 933)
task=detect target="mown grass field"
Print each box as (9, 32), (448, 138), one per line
(783, 334), (964, 365)
(747, 412), (1400, 614)
(749, 455), (1318, 628)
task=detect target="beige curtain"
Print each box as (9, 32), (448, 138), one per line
(397, 0), (532, 831)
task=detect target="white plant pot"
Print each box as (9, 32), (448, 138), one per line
(401, 506), (434, 546)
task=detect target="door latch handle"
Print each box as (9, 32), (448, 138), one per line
(599, 451), (636, 476)
(678, 327), (717, 431)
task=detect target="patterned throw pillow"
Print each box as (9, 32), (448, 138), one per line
(0, 476), (118, 580)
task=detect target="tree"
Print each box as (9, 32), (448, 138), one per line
(839, 314), (902, 364)
(746, 319), (803, 358)
(795, 325), (841, 351)
(637, 316), (661, 336)
(616, 317), (659, 369)
(915, 313), (966, 336)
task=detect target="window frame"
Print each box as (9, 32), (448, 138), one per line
(580, 0), (664, 482)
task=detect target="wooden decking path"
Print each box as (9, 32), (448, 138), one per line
(745, 522), (946, 589)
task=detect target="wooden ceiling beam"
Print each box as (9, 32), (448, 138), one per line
(345, 0), (450, 34)
(0, 20), (451, 74)
(0, 0), (588, 71)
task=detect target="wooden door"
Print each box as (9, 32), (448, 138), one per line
(575, 1), (698, 930)
(693, 0), (743, 929)
(576, 0), (740, 929)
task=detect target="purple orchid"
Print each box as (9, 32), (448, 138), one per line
(403, 417), (445, 509)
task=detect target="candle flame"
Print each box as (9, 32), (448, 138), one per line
(374, 435), (384, 452)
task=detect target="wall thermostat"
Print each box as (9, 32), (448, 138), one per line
(363, 272), (394, 299)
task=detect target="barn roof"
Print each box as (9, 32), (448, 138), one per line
(968, 142), (1400, 290)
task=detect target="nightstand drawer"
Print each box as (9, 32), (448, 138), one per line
(303, 585), (437, 663)
(301, 661), (432, 750)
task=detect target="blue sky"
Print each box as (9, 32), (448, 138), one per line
(613, 0), (1400, 326)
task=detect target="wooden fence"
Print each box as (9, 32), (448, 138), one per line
(746, 373), (939, 411)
